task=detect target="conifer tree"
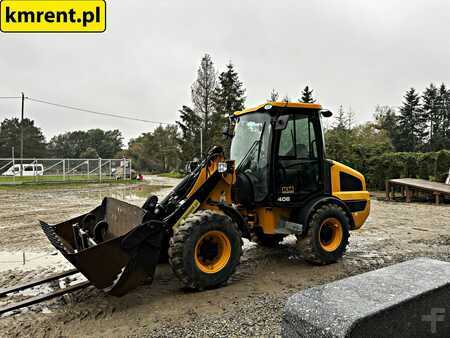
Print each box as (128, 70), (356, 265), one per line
(176, 105), (202, 161)
(191, 54), (217, 153)
(374, 105), (400, 150)
(334, 105), (348, 131)
(422, 83), (439, 150)
(435, 84), (450, 149)
(212, 62), (246, 152)
(299, 85), (316, 103)
(397, 88), (426, 151)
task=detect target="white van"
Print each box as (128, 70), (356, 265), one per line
(2, 164), (44, 176)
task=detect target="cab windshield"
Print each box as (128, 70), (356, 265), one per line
(230, 112), (272, 201)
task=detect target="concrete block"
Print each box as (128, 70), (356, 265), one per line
(282, 258), (450, 337)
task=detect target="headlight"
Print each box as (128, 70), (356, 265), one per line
(218, 162), (228, 173)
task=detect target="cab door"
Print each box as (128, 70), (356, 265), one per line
(274, 114), (322, 203)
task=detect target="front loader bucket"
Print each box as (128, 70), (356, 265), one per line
(40, 197), (165, 296)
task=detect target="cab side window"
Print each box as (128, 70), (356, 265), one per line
(278, 115), (317, 159)
(278, 118), (295, 157)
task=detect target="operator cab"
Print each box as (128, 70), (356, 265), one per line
(230, 102), (330, 206)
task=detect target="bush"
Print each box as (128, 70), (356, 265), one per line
(366, 151), (450, 190)
(435, 150), (450, 182)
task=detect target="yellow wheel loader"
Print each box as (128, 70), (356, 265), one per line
(38, 102), (370, 296)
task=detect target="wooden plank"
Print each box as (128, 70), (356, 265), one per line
(389, 178), (450, 196)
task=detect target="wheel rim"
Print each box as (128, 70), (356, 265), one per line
(319, 218), (343, 252)
(194, 230), (231, 274)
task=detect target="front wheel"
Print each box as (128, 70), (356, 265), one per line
(296, 204), (350, 265)
(168, 210), (242, 290)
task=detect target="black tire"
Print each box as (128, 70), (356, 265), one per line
(168, 210), (242, 290)
(296, 204), (350, 265)
(252, 228), (285, 248)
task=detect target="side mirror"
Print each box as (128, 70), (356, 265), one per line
(275, 115), (290, 130)
(320, 109), (333, 118)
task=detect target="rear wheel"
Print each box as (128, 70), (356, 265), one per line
(169, 210), (242, 290)
(296, 204), (350, 265)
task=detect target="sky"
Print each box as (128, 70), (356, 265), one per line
(1, 0), (449, 144)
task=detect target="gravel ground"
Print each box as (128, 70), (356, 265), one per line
(0, 179), (449, 337)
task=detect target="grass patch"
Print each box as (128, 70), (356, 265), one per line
(158, 171), (185, 179)
(0, 176), (141, 190)
(0, 175), (118, 184)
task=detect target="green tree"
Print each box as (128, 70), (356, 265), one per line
(212, 62), (246, 152)
(421, 83), (442, 151)
(191, 54), (217, 153)
(299, 85), (316, 103)
(350, 123), (393, 175)
(80, 147), (99, 158)
(48, 131), (87, 158)
(121, 140), (147, 171)
(334, 105), (349, 130)
(326, 106), (354, 165)
(176, 105), (202, 162)
(48, 129), (123, 158)
(397, 88), (426, 152)
(0, 118), (47, 158)
(85, 129), (123, 158)
(374, 105), (401, 150)
(434, 84), (450, 150)
(124, 125), (180, 172)
(151, 125), (180, 171)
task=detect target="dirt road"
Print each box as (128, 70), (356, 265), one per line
(0, 178), (449, 337)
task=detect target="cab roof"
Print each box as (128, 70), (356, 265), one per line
(233, 101), (322, 117)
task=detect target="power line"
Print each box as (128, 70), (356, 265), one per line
(0, 96), (20, 99)
(25, 96), (172, 125)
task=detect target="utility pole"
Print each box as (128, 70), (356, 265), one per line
(12, 147), (15, 185)
(200, 128), (203, 159)
(20, 92), (24, 176)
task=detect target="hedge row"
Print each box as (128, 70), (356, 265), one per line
(363, 150), (450, 190)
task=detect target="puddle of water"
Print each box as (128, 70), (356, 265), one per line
(0, 251), (71, 273)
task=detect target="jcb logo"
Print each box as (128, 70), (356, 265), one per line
(281, 185), (295, 194)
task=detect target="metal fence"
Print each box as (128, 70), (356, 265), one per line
(0, 158), (133, 185)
